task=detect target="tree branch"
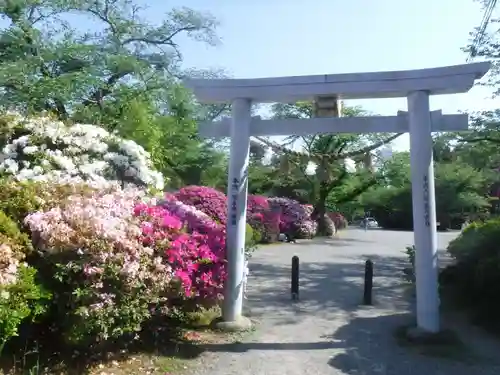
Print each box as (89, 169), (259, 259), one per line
(81, 70), (132, 107)
(459, 136), (500, 144)
(338, 133), (402, 159)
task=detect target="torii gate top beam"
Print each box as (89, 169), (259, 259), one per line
(183, 62), (491, 104)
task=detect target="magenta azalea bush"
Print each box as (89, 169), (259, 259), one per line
(159, 193), (222, 234)
(268, 197), (317, 238)
(247, 195), (269, 214)
(175, 185), (227, 224)
(134, 201), (226, 306)
(247, 195), (279, 242)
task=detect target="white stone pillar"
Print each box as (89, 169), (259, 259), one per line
(407, 90), (440, 333)
(223, 98), (251, 322)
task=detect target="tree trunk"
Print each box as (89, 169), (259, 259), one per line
(313, 184), (330, 236)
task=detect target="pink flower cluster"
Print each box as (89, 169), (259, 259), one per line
(24, 186), (147, 254)
(23, 186), (175, 341)
(268, 197), (317, 238)
(175, 186), (227, 225)
(247, 195), (269, 214)
(134, 200), (226, 304)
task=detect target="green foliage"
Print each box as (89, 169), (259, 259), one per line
(404, 245), (416, 282)
(0, 1), (219, 120)
(0, 265), (50, 353)
(245, 223), (260, 258)
(266, 101), (400, 234)
(442, 218), (500, 329)
(362, 186), (413, 229)
(362, 153), (491, 230)
(0, 178), (94, 226)
(0, 210), (31, 253)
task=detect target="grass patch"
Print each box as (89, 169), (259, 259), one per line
(0, 307), (243, 374)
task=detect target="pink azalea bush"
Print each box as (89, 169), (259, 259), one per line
(0, 242), (20, 287)
(159, 193), (222, 234)
(247, 195), (269, 214)
(268, 197), (317, 238)
(261, 207), (282, 243)
(247, 195), (277, 242)
(134, 201), (226, 307)
(175, 186), (228, 224)
(24, 186), (173, 344)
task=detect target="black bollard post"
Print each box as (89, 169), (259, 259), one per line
(291, 255), (299, 301)
(363, 259), (373, 305)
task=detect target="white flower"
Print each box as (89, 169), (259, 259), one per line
(3, 159), (19, 174)
(13, 135), (30, 147)
(32, 166), (44, 175)
(23, 145), (38, 154)
(0, 112), (166, 189)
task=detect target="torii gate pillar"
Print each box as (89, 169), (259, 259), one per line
(223, 98), (252, 323)
(408, 90), (439, 332)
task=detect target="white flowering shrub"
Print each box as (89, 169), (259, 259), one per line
(0, 112), (164, 190)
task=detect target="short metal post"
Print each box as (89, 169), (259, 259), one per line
(291, 255), (299, 301)
(363, 259), (373, 305)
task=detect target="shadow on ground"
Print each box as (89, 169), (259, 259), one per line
(245, 252), (414, 325)
(197, 312), (500, 374)
(325, 312), (500, 374)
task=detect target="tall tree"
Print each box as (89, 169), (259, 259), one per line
(257, 102), (401, 234)
(0, 0), (231, 188)
(0, 0), (220, 123)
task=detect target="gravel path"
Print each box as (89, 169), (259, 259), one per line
(188, 229), (500, 375)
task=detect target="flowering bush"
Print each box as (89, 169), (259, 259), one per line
(175, 186), (227, 224)
(0, 112), (164, 190)
(159, 193), (257, 259)
(134, 201), (226, 307)
(328, 212), (348, 230)
(260, 207), (281, 243)
(0, 253), (50, 352)
(247, 195), (269, 214)
(24, 186), (171, 344)
(246, 195), (270, 243)
(0, 227), (50, 351)
(268, 197), (317, 238)
(159, 193), (222, 234)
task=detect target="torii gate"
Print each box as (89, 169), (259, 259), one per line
(183, 61), (491, 333)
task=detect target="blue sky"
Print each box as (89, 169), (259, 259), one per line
(137, 0), (497, 150)
(1, 1), (495, 150)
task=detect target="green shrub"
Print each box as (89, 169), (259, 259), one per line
(245, 223), (259, 258)
(442, 218), (500, 328)
(0, 234), (50, 353)
(0, 265), (50, 353)
(403, 245), (416, 283)
(0, 210), (32, 253)
(0, 178), (95, 227)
